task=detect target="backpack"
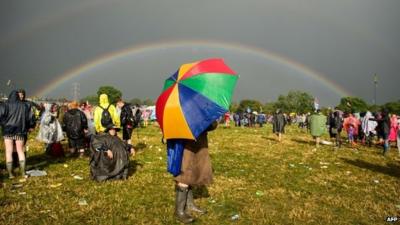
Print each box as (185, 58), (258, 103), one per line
(100, 105), (113, 127)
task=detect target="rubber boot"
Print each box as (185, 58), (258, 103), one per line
(6, 162), (14, 179)
(186, 187), (207, 214)
(19, 160), (26, 177)
(175, 186), (194, 224)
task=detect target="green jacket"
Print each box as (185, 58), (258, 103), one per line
(310, 113), (327, 137)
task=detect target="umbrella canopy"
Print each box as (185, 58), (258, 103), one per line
(156, 58), (238, 140)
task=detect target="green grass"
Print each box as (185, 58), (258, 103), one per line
(0, 124), (399, 225)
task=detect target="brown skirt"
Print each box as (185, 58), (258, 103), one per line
(174, 134), (213, 186)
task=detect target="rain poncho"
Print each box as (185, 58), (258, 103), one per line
(93, 94), (120, 133)
(389, 114), (398, 141)
(272, 112), (286, 133)
(36, 103), (64, 143)
(343, 114), (360, 136)
(361, 111), (377, 137)
(0, 91), (35, 136)
(89, 133), (130, 181)
(309, 112), (327, 137)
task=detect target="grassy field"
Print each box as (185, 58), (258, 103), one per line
(0, 124), (399, 225)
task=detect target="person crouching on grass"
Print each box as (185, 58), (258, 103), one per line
(171, 121), (218, 224)
(89, 124), (133, 181)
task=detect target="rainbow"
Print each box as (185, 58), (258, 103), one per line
(35, 39), (351, 97)
(0, 0), (114, 48)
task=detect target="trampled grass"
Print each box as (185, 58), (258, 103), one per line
(0, 124), (399, 225)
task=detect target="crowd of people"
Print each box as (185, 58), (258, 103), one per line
(0, 90), (144, 180)
(0, 89), (214, 223)
(0, 89), (399, 224)
(227, 107), (400, 155)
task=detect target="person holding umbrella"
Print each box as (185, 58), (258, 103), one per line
(173, 121), (218, 223)
(156, 58), (238, 223)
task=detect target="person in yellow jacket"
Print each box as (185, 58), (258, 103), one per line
(94, 94), (120, 133)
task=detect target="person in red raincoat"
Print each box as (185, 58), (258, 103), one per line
(343, 113), (360, 144)
(224, 112), (230, 128)
(389, 114), (398, 142)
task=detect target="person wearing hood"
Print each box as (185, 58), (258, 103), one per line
(309, 110), (327, 148)
(272, 109), (286, 142)
(116, 99), (136, 155)
(13, 89), (38, 165)
(343, 113), (360, 145)
(389, 114), (398, 142)
(93, 94), (120, 133)
(62, 101), (88, 157)
(0, 90), (35, 178)
(17, 89), (38, 130)
(89, 123), (132, 181)
(328, 110), (343, 148)
(397, 117), (400, 155)
(361, 111), (378, 147)
(379, 109), (391, 155)
(36, 103), (64, 154)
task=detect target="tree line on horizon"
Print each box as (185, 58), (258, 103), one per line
(74, 86), (400, 115)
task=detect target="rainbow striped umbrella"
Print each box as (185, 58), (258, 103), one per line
(156, 58), (238, 140)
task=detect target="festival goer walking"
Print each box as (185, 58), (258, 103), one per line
(298, 114), (307, 129)
(117, 99), (136, 155)
(361, 111), (378, 147)
(380, 109), (391, 155)
(343, 113), (360, 145)
(62, 101), (88, 157)
(0, 90), (35, 178)
(397, 117), (400, 155)
(309, 110), (327, 148)
(272, 109), (286, 142)
(94, 94), (120, 133)
(89, 124), (132, 181)
(329, 111), (343, 148)
(142, 108), (149, 127)
(36, 103), (64, 155)
(172, 121), (218, 224)
(257, 112), (266, 127)
(348, 124), (355, 146)
(17, 89), (38, 128)
(13, 89), (37, 166)
(233, 113), (240, 127)
(224, 112), (231, 128)
(389, 114), (398, 142)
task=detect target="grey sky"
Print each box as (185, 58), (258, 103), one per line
(0, 0), (399, 106)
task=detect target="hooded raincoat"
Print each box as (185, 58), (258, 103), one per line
(36, 103), (64, 143)
(89, 133), (130, 181)
(93, 94), (120, 133)
(309, 112), (327, 137)
(0, 90), (35, 137)
(389, 114), (398, 141)
(343, 114), (360, 136)
(362, 111), (377, 137)
(272, 111), (286, 133)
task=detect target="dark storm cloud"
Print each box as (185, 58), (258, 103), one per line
(0, 0), (399, 105)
